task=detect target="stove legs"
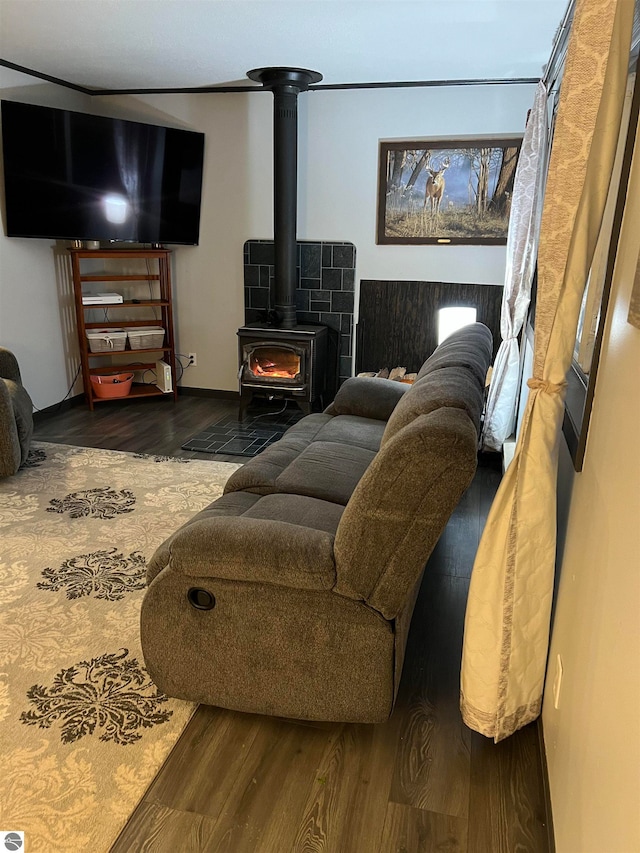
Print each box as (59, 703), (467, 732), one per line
(238, 387), (313, 421)
(239, 386), (253, 421)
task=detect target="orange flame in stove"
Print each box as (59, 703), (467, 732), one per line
(252, 362), (298, 379)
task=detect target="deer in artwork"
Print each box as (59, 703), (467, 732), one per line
(423, 157), (450, 228)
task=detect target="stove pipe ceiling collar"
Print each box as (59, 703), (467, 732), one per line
(247, 67), (323, 329)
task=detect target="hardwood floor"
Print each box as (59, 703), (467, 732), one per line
(34, 395), (552, 853)
(34, 393), (244, 463)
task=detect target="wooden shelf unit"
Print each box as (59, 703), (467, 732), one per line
(69, 247), (178, 410)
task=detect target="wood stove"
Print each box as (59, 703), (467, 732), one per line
(238, 324), (328, 418)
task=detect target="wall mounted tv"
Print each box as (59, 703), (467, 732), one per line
(1, 100), (205, 245)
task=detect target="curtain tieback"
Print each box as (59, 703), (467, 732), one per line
(527, 378), (567, 394)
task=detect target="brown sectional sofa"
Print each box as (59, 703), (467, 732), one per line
(141, 322), (493, 723)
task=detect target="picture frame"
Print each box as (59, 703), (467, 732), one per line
(377, 138), (522, 245)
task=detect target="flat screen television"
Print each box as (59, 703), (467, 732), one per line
(1, 100), (205, 245)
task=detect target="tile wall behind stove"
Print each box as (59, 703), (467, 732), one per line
(243, 240), (355, 384)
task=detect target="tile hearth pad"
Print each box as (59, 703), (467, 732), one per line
(181, 403), (305, 458)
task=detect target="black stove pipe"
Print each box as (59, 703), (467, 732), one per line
(247, 67), (322, 329)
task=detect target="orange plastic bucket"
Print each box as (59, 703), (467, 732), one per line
(90, 372), (134, 398)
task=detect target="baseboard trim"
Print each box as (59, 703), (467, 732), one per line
(33, 394), (84, 422)
(536, 717), (556, 853)
(178, 386), (239, 400)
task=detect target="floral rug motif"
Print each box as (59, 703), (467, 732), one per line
(0, 442), (241, 852)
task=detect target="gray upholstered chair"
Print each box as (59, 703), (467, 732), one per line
(0, 348), (34, 477)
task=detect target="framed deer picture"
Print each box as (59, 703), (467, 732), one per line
(376, 138), (522, 245)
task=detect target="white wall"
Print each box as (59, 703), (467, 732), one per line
(105, 83), (535, 391)
(542, 119), (640, 853)
(93, 92), (255, 396)
(0, 69), (93, 408)
(0, 77), (535, 400)
(300, 85), (531, 284)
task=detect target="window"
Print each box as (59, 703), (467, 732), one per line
(563, 68), (638, 470)
(438, 306), (477, 345)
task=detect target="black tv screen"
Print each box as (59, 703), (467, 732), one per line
(1, 100), (205, 245)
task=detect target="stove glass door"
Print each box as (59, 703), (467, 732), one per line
(244, 344), (303, 384)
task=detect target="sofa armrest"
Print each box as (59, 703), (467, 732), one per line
(0, 348), (22, 383)
(160, 516), (337, 591)
(324, 376), (407, 421)
(0, 380), (21, 477)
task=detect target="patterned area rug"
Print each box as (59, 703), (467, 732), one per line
(0, 442), (241, 852)
(181, 401), (305, 458)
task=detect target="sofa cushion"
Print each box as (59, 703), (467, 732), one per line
(382, 365), (486, 444)
(416, 322), (493, 385)
(223, 433), (314, 496)
(276, 441), (376, 505)
(223, 415), (333, 497)
(280, 413), (333, 437)
(334, 407), (478, 619)
(243, 492), (344, 533)
(324, 376), (407, 420)
(314, 414), (386, 452)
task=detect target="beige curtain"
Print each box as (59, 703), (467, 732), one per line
(461, 0), (635, 742)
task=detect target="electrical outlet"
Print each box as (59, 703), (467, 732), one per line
(552, 654), (563, 709)
(187, 352), (197, 366)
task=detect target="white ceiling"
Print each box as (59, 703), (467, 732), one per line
(0, 0), (569, 92)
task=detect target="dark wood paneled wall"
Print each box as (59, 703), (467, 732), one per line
(356, 280), (503, 374)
